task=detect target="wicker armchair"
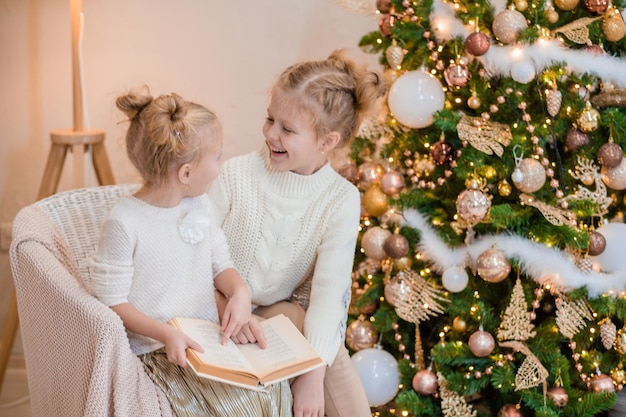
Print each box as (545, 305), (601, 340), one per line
(9, 184), (175, 417)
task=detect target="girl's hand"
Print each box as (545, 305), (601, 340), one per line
(291, 366), (326, 417)
(230, 316), (267, 348)
(163, 325), (204, 368)
(221, 286), (252, 344)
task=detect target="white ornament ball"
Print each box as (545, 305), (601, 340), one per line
(442, 266), (469, 293)
(601, 158), (626, 190)
(510, 60), (536, 84)
(387, 70), (445, 129)
(492, 9), (528, 44)
(352, 346), (400, 406)
(361, 226), (392, 260)
(589, 222), (626, 273)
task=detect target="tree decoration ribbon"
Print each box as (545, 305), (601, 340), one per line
(457, 115), (512, 157)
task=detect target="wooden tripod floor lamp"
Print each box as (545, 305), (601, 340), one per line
(0, 0), (115, 393)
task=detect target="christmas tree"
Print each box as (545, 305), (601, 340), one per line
(336, 0), (626, 416)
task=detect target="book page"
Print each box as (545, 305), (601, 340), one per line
(172, 317), (253, 373)
(238, 315), (324, 380)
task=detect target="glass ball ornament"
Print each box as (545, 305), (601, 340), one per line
(588, 230), (607, 256)
(349, 287), (378, 315)
(555, 0), (578, 10)
(476, 248), (511, 283)
(598, 142), (624, 168)
(492, 9), (528, 44)
(378, 14), (392, 37)
(442, 266), (469, 293)
(351, 346), (401, 406)
(362, 184), (389, 217)
(588, 222), (626, 272)
(357, 161), (385, 190)
(468, 327), (495, 357)
(589, 373), (616, 393)
(547, 386), (569, 408)
(464, 31), (490, 56)
(456, 188), (491, 224)
(376, 0), (392, 13)
(383, 234), (410, 259)
(430, 141), (455, 165)
(346, 317), (379, 351)
(586, 0), (609, 14)
(601, 158), (626, 190)
(615, 327), (626, 354)
(393, 256), (412, 271)
(361, 226), (392, 260)
(511, 158), (546, 193)
(444, 63), (471, 88)
(498, 179), (512, 196)
(453, 316), (467, 332)
(380, 170), (405, 197)
(467, 92), (481, 110)
(565, 128), (590, 152)
(412, 368), (438, 395)
(546, 7), (559, 23)
(387, 69), (445, 128)
(578, 102), (601, 132)
(602, 9), (626, 42)
(384, 273), (412, 307)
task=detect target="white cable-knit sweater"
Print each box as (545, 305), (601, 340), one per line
(208, 149), (361, 364)
(88, 194), (234, 355)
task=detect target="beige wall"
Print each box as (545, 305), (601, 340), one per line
(0, 0), (380, 357)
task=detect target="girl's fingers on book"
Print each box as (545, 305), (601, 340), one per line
(249, 318), (266, 349)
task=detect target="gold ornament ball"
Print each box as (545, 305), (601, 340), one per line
(611, 368), (626, 384)
(578, 105), (601, 132)
(512, 158), (546, 193)
(453, 316), (467, 332)
(393, 256), (412, 271)
(362, 184), (389, 217)
(412, 369), (438, 395)
(546, 8), (560, 24)
(492, 9), (528, 44)
(589, 374), (616, 393)
(602, 158), (626, 190)
(515, 0), (528, 11)
(498, 179), (513, 196)
(346, 318), (379, 351)
(482, 165), (497, 179)
(361, 226), (392, 260)
(476, 248), (511, 283)
(555, 0), (578, 11)
(603, 11), (626, 42)
(456, 189), (491, 224)
(467, 93), (481, 109)
(468, 328), (495, 357)
(383, 68), (399, 86)
(547, 386), (568, 408)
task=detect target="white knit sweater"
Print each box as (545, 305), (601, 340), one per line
(208, 149), (361, 364)
(88, 194), (234, 355)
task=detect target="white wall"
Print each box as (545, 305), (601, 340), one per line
(0, 0), (381, 356)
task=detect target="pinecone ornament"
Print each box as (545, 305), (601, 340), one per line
(546, 88), (562, 117)
(601, 319), (617, 350)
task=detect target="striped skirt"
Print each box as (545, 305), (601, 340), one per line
(140, 348), (293, 417)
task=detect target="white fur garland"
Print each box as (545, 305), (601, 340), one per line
(402, 208), (626, 297)
(430, 0), (626, 88)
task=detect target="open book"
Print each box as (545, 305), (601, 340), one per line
(170, 314), (325, 391)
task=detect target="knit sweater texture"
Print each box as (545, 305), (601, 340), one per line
(208, 149), (361, 364)
(88, 194), (234, 355)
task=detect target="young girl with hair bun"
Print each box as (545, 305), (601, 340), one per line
(210, 49), (386, 417)
(89, 86), (292, 416)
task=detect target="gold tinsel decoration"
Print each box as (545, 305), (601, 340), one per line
(457, 115), (512, 157)
(553, 16), (602, 44)
(519, 194), (577, 227)
(555, 296), (594, 339)
(497, 278), (537, 342)
(437, 373), (477, 417)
